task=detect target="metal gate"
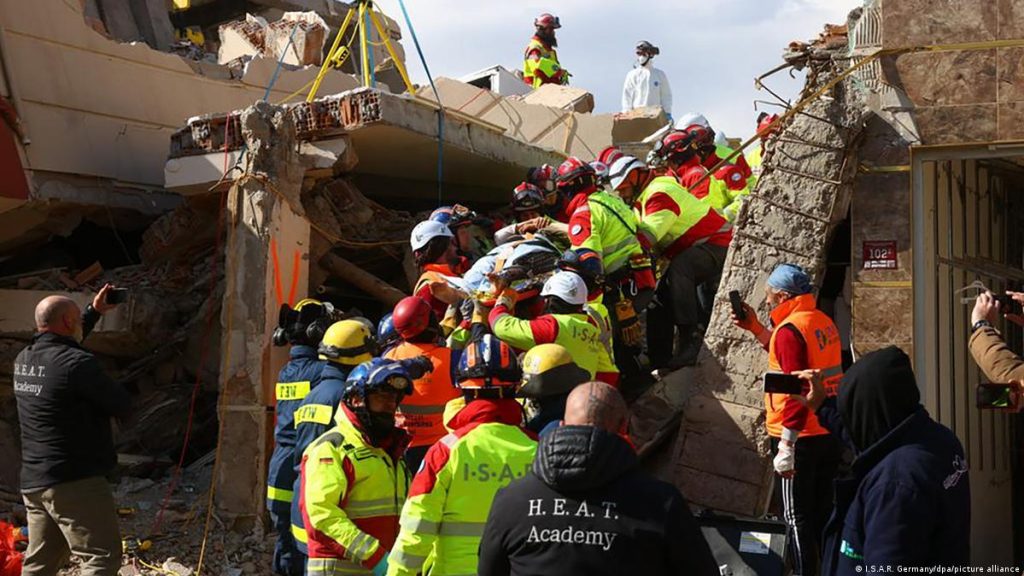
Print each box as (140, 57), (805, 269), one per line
(913, 150), (1024, 563)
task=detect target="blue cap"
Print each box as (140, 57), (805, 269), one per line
(767, 263), (813, 295)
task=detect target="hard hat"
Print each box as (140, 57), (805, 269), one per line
(557, 248), (605, 291)
(456, 334), (522, 396)
(540, 271), (588, 306)
(376, 313), (400, 350)
(534, 13), (561, 29)
(554, 157), (596, 190)
(757, 113), (780, 138)
(447, 204), (480, 230)
(392, 296), (434, 340)
(674, 112), (710, 131)
(520, 344), (590, 398)
(318, 319), (378, 365)
(343, 358), (414, 406)
(273, 298), (335, 346)
(526, 164), (556, 193)
(512, 183), (545, 214)
(607, 155), (646, 190)
(597, 146), (625, 167)
(635, 41), (660, 56)
(410, 220), (453, 252)
(590, 161), (609, 182)
(429, 206), (454, 225)
(713, 131), (728, 148)
(653, 131), (697, 161)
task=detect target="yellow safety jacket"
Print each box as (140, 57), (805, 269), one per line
(570, 191), (644, 276)
(523, 36), (564, 88)
(387, 399), (537, 576)
(299, 406), (410, 575)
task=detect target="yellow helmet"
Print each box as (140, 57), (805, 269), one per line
(318, 320), (378, 365)
(520, 343), (589, 398)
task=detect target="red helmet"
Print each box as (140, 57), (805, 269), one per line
(680, 124), (714, 147)
(512, 182), (545, 214)
(598, 146), (625, 167)
(527, 164), (555, 193)
(654, 131), (697, 159)
(555, 157), (596, 189)
(392, 296), (433, 340)
(757, 112), (780, 139)
(534, 13), (561, 29)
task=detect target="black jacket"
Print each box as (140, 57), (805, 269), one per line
(819, 347), (970, 575)
(13, 310), (131, 491)
(478, 425), (718, 576)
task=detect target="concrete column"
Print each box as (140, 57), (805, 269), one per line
(216, 102), (309, 522)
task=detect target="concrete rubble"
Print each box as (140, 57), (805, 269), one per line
(218, 12), (329, 67)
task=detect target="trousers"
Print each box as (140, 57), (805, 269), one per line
(771, 434), (841, 576)
(21, 476), (122, 576)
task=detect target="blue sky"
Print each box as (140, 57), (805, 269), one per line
(379, 0), (857, 140)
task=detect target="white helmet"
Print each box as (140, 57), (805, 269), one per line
(674, 112), (710, 131)
(608, 155), (645, 191)
(713, 130), (728, 147)
(410, 220), (453, 252)
(540, 271), (588, 306)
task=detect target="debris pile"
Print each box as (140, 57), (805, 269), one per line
(218, 12), (329, 68)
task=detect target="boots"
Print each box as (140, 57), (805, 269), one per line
(664, 324), (702, 371)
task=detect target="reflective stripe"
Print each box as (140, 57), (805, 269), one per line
(400, 515), (440, 535)
(439, 433), (459, 448)
(291, 523), (308, 544)
(391, 549), (428, 570)
(438, 521), (487, 537)
(276, 381), (312, 401)
(295, 403), (334, 426)
(345, 508), (400, 520)
(348, 532), (377, 561)
(397, 404), (447, 415)
(306, 557), (368, 575)
(346, 497), (395, 510)
(266, 485), (294, 503)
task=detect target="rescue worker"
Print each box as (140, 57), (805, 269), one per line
(489, 271), (618, 385)
(748, 112), (780, 186)
(300, 359), (416, 576)
(523, 13), (567, 88)
(678, 125), (751, 223)
(377, 313), (401, 356)
(410, 220), (466, 325)
(493, 183), (561, 245)
(387, 335), (537, 576)
(290, 319), (379, 564)
(674, 113), (753, 182)
(384, 296), (462, 473)
(560, 157), (655, 383)
(556, 247), (615, 374)
(268, 298), (334, 576)
(731, 264), (843, 576)
(608, 153), (731, 371)
(621, 41), (672, 120)
(519, 344), (590, 434)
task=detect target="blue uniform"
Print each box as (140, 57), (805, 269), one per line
(289, 362), (351, 555)
(267, 346), (326, 576)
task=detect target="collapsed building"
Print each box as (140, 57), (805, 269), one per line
(0, 0), (1022, 570)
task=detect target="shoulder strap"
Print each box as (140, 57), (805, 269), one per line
(588, 197), (637, 235)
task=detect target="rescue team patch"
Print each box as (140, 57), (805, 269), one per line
(319, 457), (334, 465)
(571, 224), (582, 235)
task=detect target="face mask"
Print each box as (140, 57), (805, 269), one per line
(636, 55), (650, 67)
(365, 410), (396, 442)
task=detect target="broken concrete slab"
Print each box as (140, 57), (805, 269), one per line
(266, 12), (328, 66)
(218, 14), (268, 65)
(611, 106), (668, 143)
(519, 83), (595, 113)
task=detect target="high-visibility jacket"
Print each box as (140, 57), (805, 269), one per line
(300, 406), (410, 575)
(523, 36), (564, 88)
(584, 300), (615, 370)
(766, 294), (843, 439)
(291, 362), (351, 553)
(267, 346), (326, 511)
(387, 399), (537, 576)
(415, 262), (464, 325)
(636, 176), (732, 261)
(674, 162), (748, 224)
(747, 146), (763, 189)
(567, 190), (644, 275)
(384, 342), (460, 450)
(489, 303), (619, 383)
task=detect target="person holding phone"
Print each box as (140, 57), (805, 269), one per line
(969, 291), (1024, 386)
(731, 264), (842, 576)
(13, 284), (129, 576)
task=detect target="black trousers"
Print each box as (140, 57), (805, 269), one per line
(647, 243), (727, 365)
(771, 434), (841, 576)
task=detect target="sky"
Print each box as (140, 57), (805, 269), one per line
(376, 0), (857, 140)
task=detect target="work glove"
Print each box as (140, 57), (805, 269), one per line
(402, 356), (434, 379)
(615, 300), (643, 348)
(773, 428), (798, 477)
(495, 288), (519, 311)
(371, 552), (389, 576)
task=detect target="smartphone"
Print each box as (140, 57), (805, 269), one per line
(763, 371), (805, 395)
(729, 290), (747, 321)
(106, 288), (130, 305)
(976, 383), (1020, 411)
(993, 294), (1023, 315)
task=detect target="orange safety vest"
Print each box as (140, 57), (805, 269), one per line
(765, 294), (843, 438)
(385, 341), (460, 449)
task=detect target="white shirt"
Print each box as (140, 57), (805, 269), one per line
(621, 63), (673, 115)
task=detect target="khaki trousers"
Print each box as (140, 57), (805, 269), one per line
(21, 476), (122, 576)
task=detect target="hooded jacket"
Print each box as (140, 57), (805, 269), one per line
(820, 347), (970, 575)
(478, 425), (718, 576)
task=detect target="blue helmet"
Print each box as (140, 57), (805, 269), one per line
(345, 358), (414, 401)
(456, 334), (521, 396)
(429, 206), (454, 226)
(377, 313), (400, 350)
